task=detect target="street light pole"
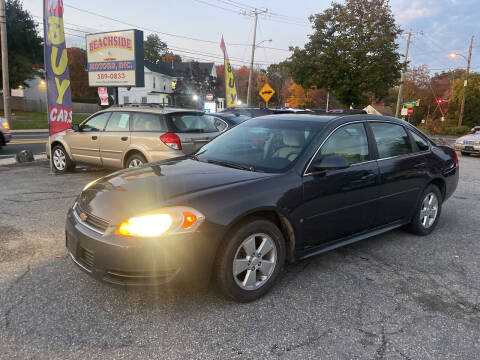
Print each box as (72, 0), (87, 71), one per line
(458, 36), (474, 127)
(0, 0), (11, 124)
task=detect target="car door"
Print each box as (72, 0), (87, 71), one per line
(368, 121), (429, 226)
(168, 113), (228, 154)
(67, 112), (110, 165)
(301, 122), (380, 247)
(99, 112), (131, 168)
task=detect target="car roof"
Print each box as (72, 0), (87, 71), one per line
(251, 113), (410, 125)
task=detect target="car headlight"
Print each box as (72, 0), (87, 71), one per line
(115, 206), (205, 238)
(82, 178), (101, 191)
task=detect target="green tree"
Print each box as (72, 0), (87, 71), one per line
(0, 0), (43, 89)
(447, 74), (480, 128)
(144, 34), (168, 64)
(288, 0), (402, 107)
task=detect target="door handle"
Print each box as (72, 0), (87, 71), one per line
(121, 137), (128, 141)
(91, 135), (98, 140)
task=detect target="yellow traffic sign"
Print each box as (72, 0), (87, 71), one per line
(259, 83), (275, 103)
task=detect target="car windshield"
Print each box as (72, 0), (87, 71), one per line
(195, 118), (325, 173)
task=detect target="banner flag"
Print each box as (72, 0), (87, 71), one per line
(44, 0), (73, 135)
(220, 36), (238, 107)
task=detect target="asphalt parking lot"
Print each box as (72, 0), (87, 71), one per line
(0, 157), (479, 359)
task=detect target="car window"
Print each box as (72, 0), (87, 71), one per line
(169, 114), (221, 133)
(81, 112), (110, 132)
(315, 123), (369, 165)
(409, 130), (429, 151)
(105, 112), (130, 132)
(196, 118), (324, 173)
(132, 113), (163, 131)
(213, 117), (228, 132)
(370, 122), (412, 159)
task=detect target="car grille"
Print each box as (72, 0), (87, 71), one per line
(79, 247), (95, 269)
(466, 140), (475, 145)
(74, 202), (109, 233)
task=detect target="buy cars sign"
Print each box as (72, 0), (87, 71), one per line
(86, 30), (144, 87)
(43, 0), (72, 135)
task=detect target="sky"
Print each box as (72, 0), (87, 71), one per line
(22, 0), (478, 74)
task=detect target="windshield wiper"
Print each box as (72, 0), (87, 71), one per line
(207, 159), (255, 172)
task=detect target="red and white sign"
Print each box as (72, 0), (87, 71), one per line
(206, 93), (214, 101)
(98, 87), (109, 105)
(407, 108), (413, 115)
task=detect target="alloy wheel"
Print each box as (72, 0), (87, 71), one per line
(420, 192), (439, 229)
(128, 159), (143, 168)
(232, 233), (277, 291)
(53, 148), (66, 171)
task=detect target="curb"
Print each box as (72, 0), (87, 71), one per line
(0, 154), (47, 166)
(11, 129), (49, 134)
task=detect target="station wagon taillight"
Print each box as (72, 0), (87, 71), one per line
(455, 151), (459, 164)
(160, 133), (182, 150)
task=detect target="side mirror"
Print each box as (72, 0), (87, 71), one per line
(312, 155), (350, 172)
(71, 124), (80, 132)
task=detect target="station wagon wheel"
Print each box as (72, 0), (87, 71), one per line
(405, 184), (442, 236)
(216, 218), (286, 302)
(126, 153), (147, 168)
(52, 144), (75, 173)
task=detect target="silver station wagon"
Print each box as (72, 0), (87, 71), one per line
(46, 105), (230, 172)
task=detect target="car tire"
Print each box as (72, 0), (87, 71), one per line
(52, 144), (75, 173)
(405, 184), (442, 236)
(125, 153), (147, 168)
(215, 218), (286, 302)
(461, 151), (470, 156)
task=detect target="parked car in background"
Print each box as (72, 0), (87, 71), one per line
(66, 114), (458, 302)
(220, 106), (274, 118)
(0, 117), (11, 149)
(211, 112), (250, 128)
(46, 105), (230, 172)
(454, 126), (480, 156)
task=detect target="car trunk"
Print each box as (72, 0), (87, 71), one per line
(178, 132), (219, 154)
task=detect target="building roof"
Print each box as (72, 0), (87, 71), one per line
(144, 61), (177, 77)
(173, 62), (215, 77)
(363, 104), (394, 116)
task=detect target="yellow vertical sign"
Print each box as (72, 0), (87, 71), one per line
(220, 37), (238, 107)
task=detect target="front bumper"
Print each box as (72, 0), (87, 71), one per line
(65, 206), (220, 287)
(454, 143), (480, 153)
(1, 130), (11, 143)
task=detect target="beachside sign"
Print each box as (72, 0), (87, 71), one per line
(86, 29), (144, 87)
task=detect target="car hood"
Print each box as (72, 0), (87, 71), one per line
(78, 158), (272, 224)
(459, 134), (480, 141)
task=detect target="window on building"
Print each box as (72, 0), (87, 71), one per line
(153, 76), (156, 89)
(141, 97), (148, 103)
(123, 96), (129, 104)
(163, 80), (166, 91)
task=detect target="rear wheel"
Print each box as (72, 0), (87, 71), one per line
(405, 184), (442, 235)
(216, 218), (286, 302)
(52, 145), (75, 173)
(126, 153), (147, 168)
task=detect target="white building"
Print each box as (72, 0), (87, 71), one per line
(11, 70), (47, 101)
(118, 61), (178, 105)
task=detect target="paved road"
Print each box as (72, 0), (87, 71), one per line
(0, 157), (479, 359)
(0, 132), (48, 159)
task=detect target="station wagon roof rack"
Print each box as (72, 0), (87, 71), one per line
(111, 103), (196, 109)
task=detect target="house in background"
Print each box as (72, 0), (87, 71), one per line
(363, 104), (394, 116)
(11, 70), (47, 102)
(173, 62), (217, 81)
(118, 61), (178, 105)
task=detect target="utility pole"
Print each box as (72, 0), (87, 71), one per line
(326, 90), (330, 112)
(0, 0), (11, 124)
(395, 32), (412, 118)
(246, 10), (259, 106)
(458, 36), (474, 127)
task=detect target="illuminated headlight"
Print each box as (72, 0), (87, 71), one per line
(115, 206), (205, 238)
(82, 178), (101, 191)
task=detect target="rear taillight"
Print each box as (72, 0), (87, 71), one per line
(455, 150), (459, 164)
(160, 133), (182, 150)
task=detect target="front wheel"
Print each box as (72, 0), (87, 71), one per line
(216, 218), (286, 302)
(52, 145), (75, 173)
(405, 184), (442, 235)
